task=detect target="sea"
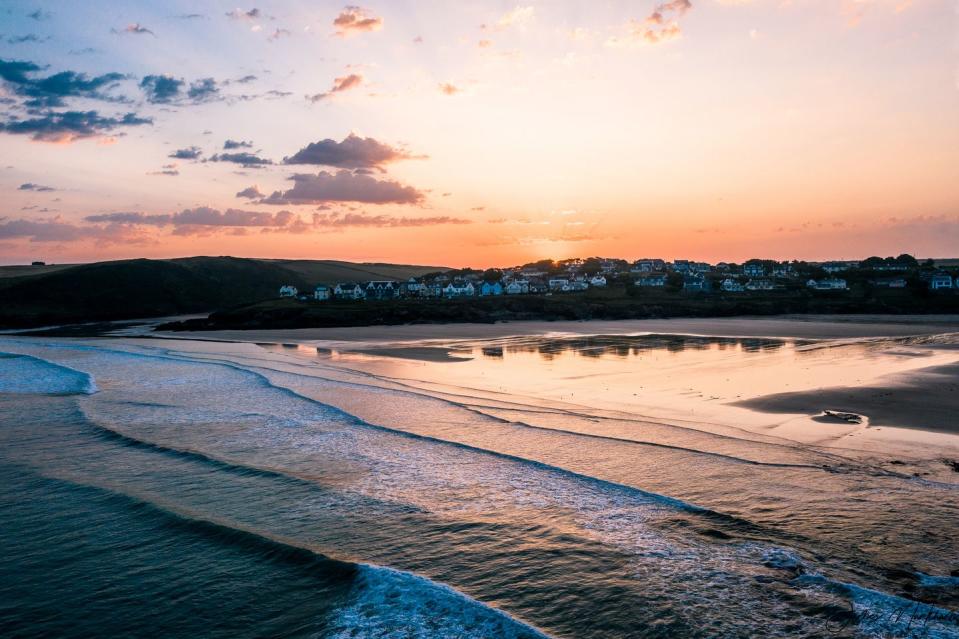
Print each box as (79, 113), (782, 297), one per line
(1, 332), (957, 638)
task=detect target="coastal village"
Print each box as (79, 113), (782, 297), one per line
(278, 255), (959, 302)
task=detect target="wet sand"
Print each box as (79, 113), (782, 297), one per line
(736, 361), (959, 435)
(161, 314), (959, 344)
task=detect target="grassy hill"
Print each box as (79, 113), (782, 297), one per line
(0, 256), (448, 328)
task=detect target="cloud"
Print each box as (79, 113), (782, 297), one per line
(333, 6), (383, 35)
(169, 146), (202, 159)
(148, 163), (180, 176)
(6, 34), (51, 44)
(307, 73), (363, 102)
(208, 151), (273, 166)
(268, 28), (291, 41)
(112, 23), (155, 36)
(187, 78), (219, 102)
(607, 0), (692, 47)
(282, 133), (420, 170)
(496, 6), (535, 29)
(311, 212), (471, 227)
(140, 74), (184, 103)
(140, 75), (219, 104)
(0, 110), (152, 143)
(224, 139), (253, 149)
(0, 58), (127, 108)
(438, 82), (460, 96)
(226, 8), (261, 20)
(260, 170), (425, 205)
(18, 183), (56, 192)
(0, 217), (138, 243)
(87, 207), (295, 227)
(28, 9), (50, 21)
(236, 185), (264, 198)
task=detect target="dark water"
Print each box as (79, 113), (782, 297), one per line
(0, 339), (957, 638)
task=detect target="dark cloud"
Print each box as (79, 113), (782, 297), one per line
(260, 170), (425, 206)
(187, 78), (218, 102)
(0, 217), (137, 243)
(27, 10), (51, 21)
(311, 211), (470, 227)
(333, 6), (383, 35)
(283, 133), (420, 170)
(223, 139), (253, 149)
(7, 34), (51, 44)
(236, 185), (264, 198)
(85, 207), (299, 234)
(208, 151), (273, 167)
(307, 73), (363, 102)
(0, 58), (126, 108)
(0, 110), (152, 143)
(139, 75), (219, 104)
(169, 146), (202, 159)
(226, 8), (261, 20)
(268, 28), (291, 42)
(233, 74), (257, 84)
(18, 183), (56, 192)
(176, 13), (206, 20)
(140, 74), (183, 103)
(112, 23), (155, 36)
(148, 164), (180, 176)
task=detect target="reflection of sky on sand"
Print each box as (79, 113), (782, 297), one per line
(307, 334), (959, 453)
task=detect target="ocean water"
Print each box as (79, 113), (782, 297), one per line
(0, 335), (957, 638)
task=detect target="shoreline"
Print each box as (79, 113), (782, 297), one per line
(155, 314), (959, 345)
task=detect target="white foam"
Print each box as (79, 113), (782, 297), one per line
(0, 352), (97, 395)
(329, 564), (551, 639)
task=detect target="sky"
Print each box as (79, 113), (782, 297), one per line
(0, 0), (957, 267)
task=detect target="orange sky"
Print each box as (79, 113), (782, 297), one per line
(1, 1), (957, 267)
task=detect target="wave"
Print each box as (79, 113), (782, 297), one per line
(49, 473), (552, 639)
(0, 351), (97, 395)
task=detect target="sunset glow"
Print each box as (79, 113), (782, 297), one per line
(1, 1), (957, 266)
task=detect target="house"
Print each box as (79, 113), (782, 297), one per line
(745, 279), (775, 291)
(631, 258), (666, 273)
(589, 275), (607, 287)
(692, 262), (712, 273)
(334, 283), (366, 300)
(365, 281), (397, 300)
(770, 264), (793, 277)
(743, 263), (764, 277)
(279, 285), (298, 298)
(721, 278), (745, 292)
(929, 273), (954, 290)
(548, 278), (570, 291)
(505, 279), (529, 295)
(402, 277), (428, 297)
(568, 280), (589, 291)
(635, 274), (667, 287)
(683, 274), (710, 292)
(869, 278), (907, 289)
(807, 278), (848, 290)
(444, 281), (475, 297)
(672, 260), (693, 274)
(480, 281), (504, 296)
(313, 285), (331, 301)
(822, 261), (855, 273)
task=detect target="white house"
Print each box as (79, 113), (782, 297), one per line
(807, 278), (848, 290)
(589, 275), (607, 287)
(635, 274), (667, 287)
(743, 263), (765, 277)
(745, 279), (775, 291)
(721, 278), (745, 292)
(505, 279), (530, 295)
(313, 285), (331, 301)
(929, 274), (953, 290)
(279, 285), (298, 298)
(548, 278), (570, 291)
(334, 283), (366, 300)
(444, 281), (475, 297)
